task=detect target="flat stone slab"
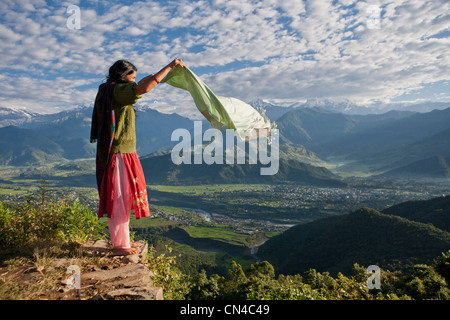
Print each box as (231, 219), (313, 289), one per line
(68, 239), (163, 300)
(81, 263), (153, 288)
(80, 239), (111, 255)
(106, 286), (163, 300)
(81, 239), (148, 264)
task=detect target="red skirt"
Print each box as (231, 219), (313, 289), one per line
(98, 152), (150, 219)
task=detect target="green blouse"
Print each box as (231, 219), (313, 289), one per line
(110, 82), (142, 154)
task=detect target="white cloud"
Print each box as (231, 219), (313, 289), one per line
(0, 0), (448, 115)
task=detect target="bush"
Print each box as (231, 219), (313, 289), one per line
(0, 187), (106, 247)
(434, 250), (450, 284)
(147, 245), (191, 300)
(400, 264), (450, 299)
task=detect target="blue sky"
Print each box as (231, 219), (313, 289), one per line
(0, 0), (449, 116)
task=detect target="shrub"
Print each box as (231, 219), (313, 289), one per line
(434, 250), (450, 284)
(147, 245), (191, 300)
(400, 264), (450, 299)
(0, 187), (106, 247)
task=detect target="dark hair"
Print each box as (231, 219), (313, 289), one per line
(107, 60), (137, 83)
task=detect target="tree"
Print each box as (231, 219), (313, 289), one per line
(219, 261), (248, 299)
(434, 250), (450, 285)
(400, 264), (449, 299)
(188, 270), (221, 300)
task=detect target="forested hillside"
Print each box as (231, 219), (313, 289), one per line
(258, 196), (450, 276)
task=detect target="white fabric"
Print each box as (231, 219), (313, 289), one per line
(163, 66), (272, 141)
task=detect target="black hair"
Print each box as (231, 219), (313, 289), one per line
(107, 60), (137, 83)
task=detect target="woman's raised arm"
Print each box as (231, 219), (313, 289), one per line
(135, 59), (186, 96)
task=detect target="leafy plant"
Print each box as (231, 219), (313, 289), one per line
(146, 251), (450, 300)
(147, 245), (190, 300)
(0, 182), (106, 247)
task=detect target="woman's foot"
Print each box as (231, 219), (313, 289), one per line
(112, 247), (139, 256)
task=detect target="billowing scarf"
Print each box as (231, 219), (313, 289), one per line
(162, 66), (271, 141)
(90, 81), (116, 193)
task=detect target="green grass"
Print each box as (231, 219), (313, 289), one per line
(264, 231), (280, 238)
(0, 188), (31, 195)
(183, 225), (249, 247)
(151, 205), (188, 216)
(129, 204), (253, 247)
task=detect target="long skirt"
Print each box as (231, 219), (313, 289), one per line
(98, 153), (150, 248)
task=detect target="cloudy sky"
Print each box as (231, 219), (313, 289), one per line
(0, 0), (449, 117)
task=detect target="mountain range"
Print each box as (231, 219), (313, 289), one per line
(380, 155), (450, 179)
(257, 195), (450, 276)
(139, 152), (344, 187)
(0, 99), (449, 180)
(0, 105), (194, 165)
(251, 98), (450, 115)
(271, 104), (450, 178)
(0, 125), (64, 166)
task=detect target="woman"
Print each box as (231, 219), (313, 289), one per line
(91, 58), (186, 255)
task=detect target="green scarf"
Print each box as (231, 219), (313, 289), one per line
(162, 66), (271, 140)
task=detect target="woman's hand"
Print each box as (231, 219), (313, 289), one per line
(136, 58), (187, 95)
(169, 58), (186, 69)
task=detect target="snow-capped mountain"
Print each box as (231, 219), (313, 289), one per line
(0, 107), (38, 127)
